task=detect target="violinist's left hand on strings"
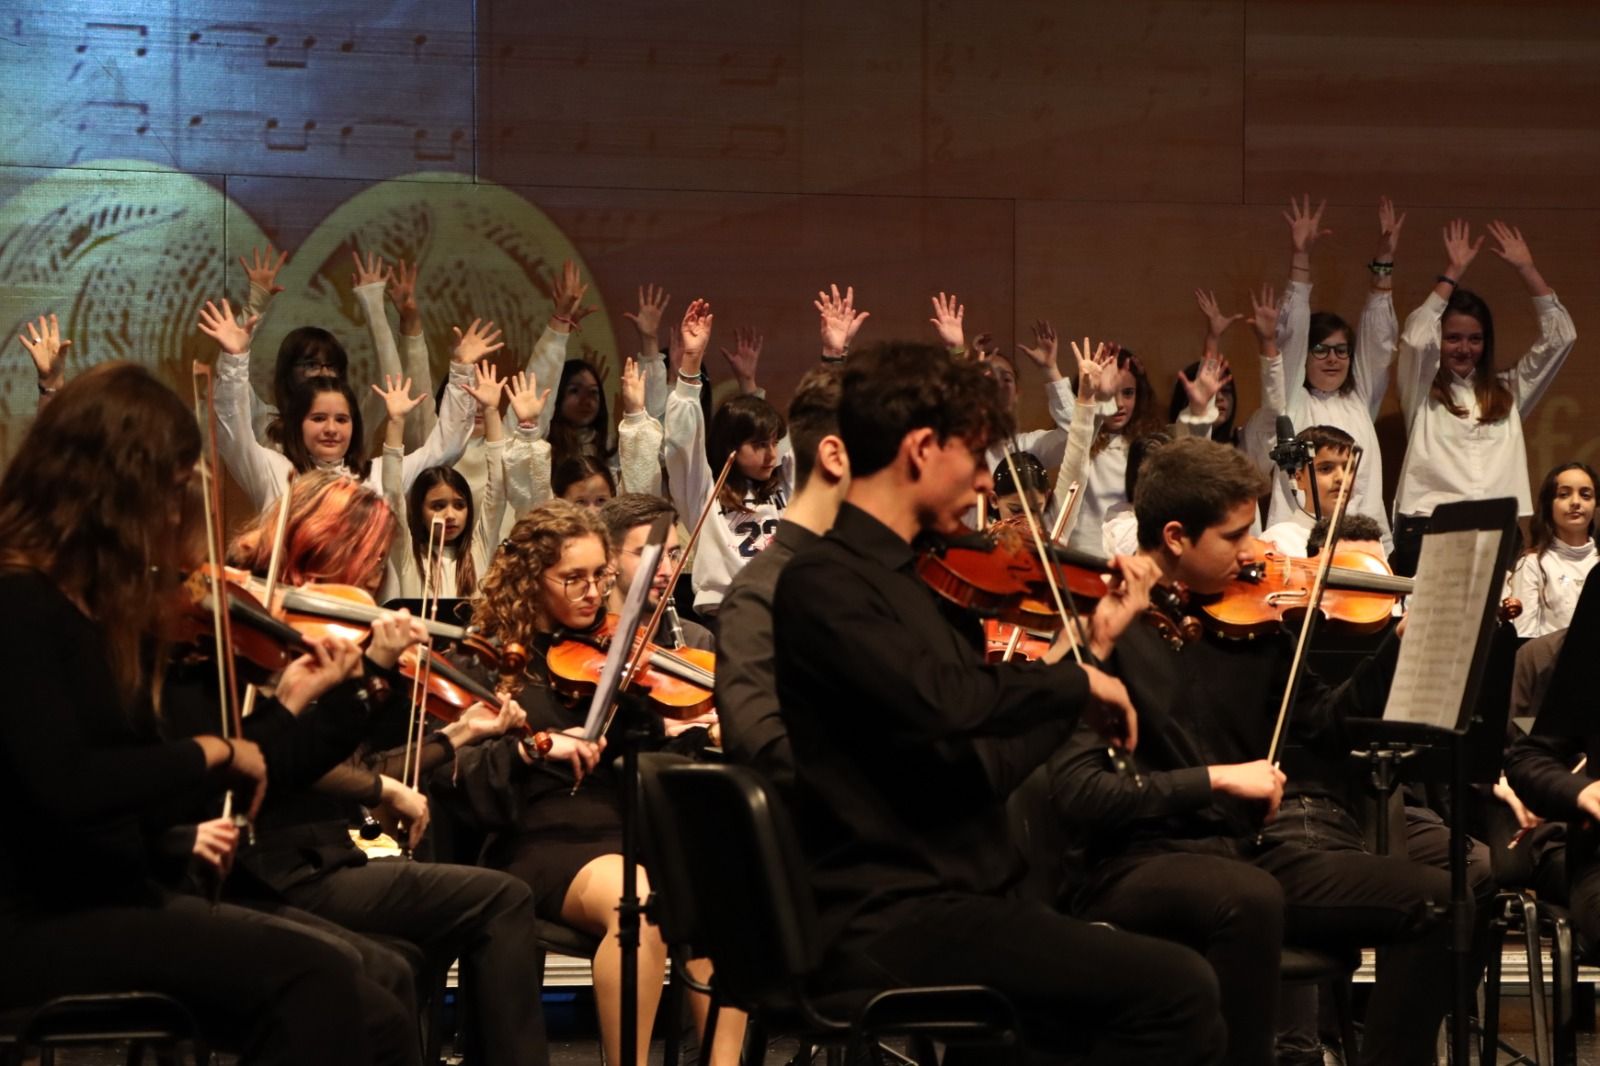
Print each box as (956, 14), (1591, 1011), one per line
(1088, 553), (1160, 660)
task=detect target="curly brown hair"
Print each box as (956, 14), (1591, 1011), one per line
(474, 499), (612, 647)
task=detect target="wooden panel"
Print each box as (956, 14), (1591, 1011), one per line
(478, 0), (804, 194)
(922, 0), (1245, 203)
(1245, 0), (1600, 210)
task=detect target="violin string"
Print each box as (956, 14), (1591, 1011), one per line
(999, 480), (1081, 664)
(1001, 451), (1083, 665)
(240, 473), (298, 724)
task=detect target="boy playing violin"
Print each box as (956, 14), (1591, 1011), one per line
(772, 342), (1226, 1066)
(1048, 435), (1488, 1066)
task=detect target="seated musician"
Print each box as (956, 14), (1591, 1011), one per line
(0, 364), (415, 1065)
(717, 365), (849, 792)
(600, 493), (713, 651)
(1048, 435), (1484, 1066)
(214, 470), (552, 1066)
(433, 499), (743, 1066)
(773, 342), (1227, 1065)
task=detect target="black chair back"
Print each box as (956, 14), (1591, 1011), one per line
(639, 755), (820, 1016)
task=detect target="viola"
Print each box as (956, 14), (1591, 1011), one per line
(547, 613), (717, 721)
(1200, 539), (1412, 639)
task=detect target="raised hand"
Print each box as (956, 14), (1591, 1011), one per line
(1376, 196), (1406, 261)
(1284, 194), (1332, 254)
(350, 248), (388, 288)
(623, 283), (671, 347)
(467, 362), (505, 410)
(506, 370), (552, 426)
(720, 326), (763, 393)
(17, 313), (72, 388)
(239, 245), (288, 296)
(1072, 337), (1118, 403)
(929, 291), (966, 351)
(815, 283), (870, 357)
(450, 318), (505, 365)
(971, 332), (1000, 359)
(1016, 319), (1060, 372)
(551, 259), (598, 330)
(387, 258), (421, 333)
(197, 298), (260, 356)
(1179, 348), (1231, 413)
(372, 373), (424, 423)
(620, 357), (646, 415)
(1442, 218), (1484, 280)
(678, 299), (714, 376)
(1486, 219), (1535, 271)
(1195, 289), (1244, 341)
(1247, 283), (1280, 348)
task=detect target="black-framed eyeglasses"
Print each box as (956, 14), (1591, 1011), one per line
(622, 545), (684, 565)
(1311, 342), (1351, 360)
(546, 570), (618, 601)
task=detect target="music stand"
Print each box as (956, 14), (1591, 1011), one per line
(1363, 497), (1519, 1065)
(577, 514), (669, 1066)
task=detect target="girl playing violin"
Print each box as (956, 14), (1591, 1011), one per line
(438, 499), (743, 1066)
(0, 362), (413, 1065)
(226, 469), (555, 1066)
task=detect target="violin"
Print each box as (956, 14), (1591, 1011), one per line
(1200, 539), (1412, 639)
(547, 613), (717, 721)
(919, 524), (1118, 628)
(171, 565), (316, 674)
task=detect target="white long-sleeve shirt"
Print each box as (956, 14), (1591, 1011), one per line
(1252, 282), (1398, 551)
(380, 437), (507, 601)
(1394, 291), (1576, 518)
(215, 348), (475, 510)
(1063, 400), (1218, 555)
(663, 378), (793, 614)
(502, 409), (663, 518)
(1506, 538), (1598, 638)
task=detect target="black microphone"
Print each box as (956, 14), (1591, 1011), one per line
(1268, 415), (1312, 474)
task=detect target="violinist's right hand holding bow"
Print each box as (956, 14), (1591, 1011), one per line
(516, 726), (605, 784)
(372, 774), (430, 852)
(1208, 760), (1286, 823)
(445, 698), (529, 749)
(195, 735), (268, 821)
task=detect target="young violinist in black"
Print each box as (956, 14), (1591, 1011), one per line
(211, 470), (554, 1066)
(1048, 435), (1481, 1066)
(0, 362), (414, 1065)
(434, 499), (743, 1066)
(771, 342), (1226, 1066)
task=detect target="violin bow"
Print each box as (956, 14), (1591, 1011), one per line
(402, 515), (447, 796)
(191, 362), (247, 829)
(1264, 445), (1363, 766)
(239, 470), (297, 722)
(591, 452), (735, 748)
(999, 479), (1081, 663)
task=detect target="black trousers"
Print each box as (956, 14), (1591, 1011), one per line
(821, 893), (1226, 1066)
(1561, 855), (1600, 955)
(0, 892), (415, 1065)
(279, 857), (548, 1066)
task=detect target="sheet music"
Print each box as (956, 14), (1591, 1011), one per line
(1383, 529), (1503, 730)
(580, 537), (662, 741)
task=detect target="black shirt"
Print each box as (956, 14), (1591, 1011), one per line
(773, 503), (1089, 946)
(717, 519), (821, 789)
(0, 571), (210, 915)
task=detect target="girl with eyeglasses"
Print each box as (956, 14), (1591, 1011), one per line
(1391, 219), (1576, 575)
(1244, 196), (1404, 553)
(435, 499), (743, 1066)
